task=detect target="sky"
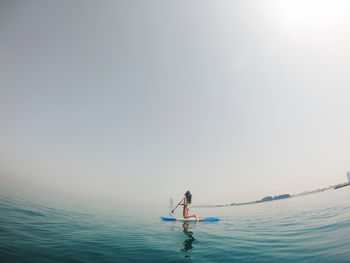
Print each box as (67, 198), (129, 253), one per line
(1, 0), (350, 205)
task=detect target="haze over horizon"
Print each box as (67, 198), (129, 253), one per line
(1, 0), (349, 205)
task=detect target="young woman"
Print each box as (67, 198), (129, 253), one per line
(182, 191), (202, 220)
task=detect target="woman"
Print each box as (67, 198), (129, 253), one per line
(182, 191), (202, 220)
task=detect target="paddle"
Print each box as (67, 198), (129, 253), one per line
(169, 198), (174, 217)
(170, 198), (184, 216)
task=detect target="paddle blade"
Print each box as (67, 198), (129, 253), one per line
(169, 198), (174, 217)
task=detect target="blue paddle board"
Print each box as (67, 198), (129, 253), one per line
(161, 216), (220, 221)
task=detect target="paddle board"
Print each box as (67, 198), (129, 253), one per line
(161, 216), (220, 221)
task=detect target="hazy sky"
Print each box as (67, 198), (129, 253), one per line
(1, 0), (349, 205)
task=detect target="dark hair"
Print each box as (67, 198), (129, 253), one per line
(185, 191), (192, 204)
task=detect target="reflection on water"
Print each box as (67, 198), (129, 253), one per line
(181, 222), (196, 253)
(2, 188), (350, 262)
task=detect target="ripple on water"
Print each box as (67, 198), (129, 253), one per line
(1, 188), (350, 262)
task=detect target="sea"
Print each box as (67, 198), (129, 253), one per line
(1, 185), (350, 262)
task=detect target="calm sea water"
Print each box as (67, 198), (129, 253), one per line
(1, 186), (350, 262)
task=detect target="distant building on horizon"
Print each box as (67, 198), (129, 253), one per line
(347, 171), (350, 183)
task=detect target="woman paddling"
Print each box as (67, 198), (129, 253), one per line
(182, 191), (202, 220)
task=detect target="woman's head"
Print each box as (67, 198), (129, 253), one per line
(185, 190), (192, 204)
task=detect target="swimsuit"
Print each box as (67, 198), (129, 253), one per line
(184, 199), (190, 208)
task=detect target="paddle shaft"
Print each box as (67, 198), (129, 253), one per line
(171, 198), (184, 213)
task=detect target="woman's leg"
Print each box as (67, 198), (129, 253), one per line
(185, 214), (198, 219)
(183, 207), (200, 219)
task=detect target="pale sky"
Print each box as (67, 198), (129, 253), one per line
(1, 0), (349, 205)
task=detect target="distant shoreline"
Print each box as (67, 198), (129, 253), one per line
(194, 182), (350, 208)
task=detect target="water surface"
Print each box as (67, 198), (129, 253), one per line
(1, 187), (350, 262)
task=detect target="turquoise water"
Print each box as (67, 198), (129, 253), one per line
(1, 187), (350, 262)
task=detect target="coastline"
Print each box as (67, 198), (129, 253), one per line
(194, 182), (350, 208)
